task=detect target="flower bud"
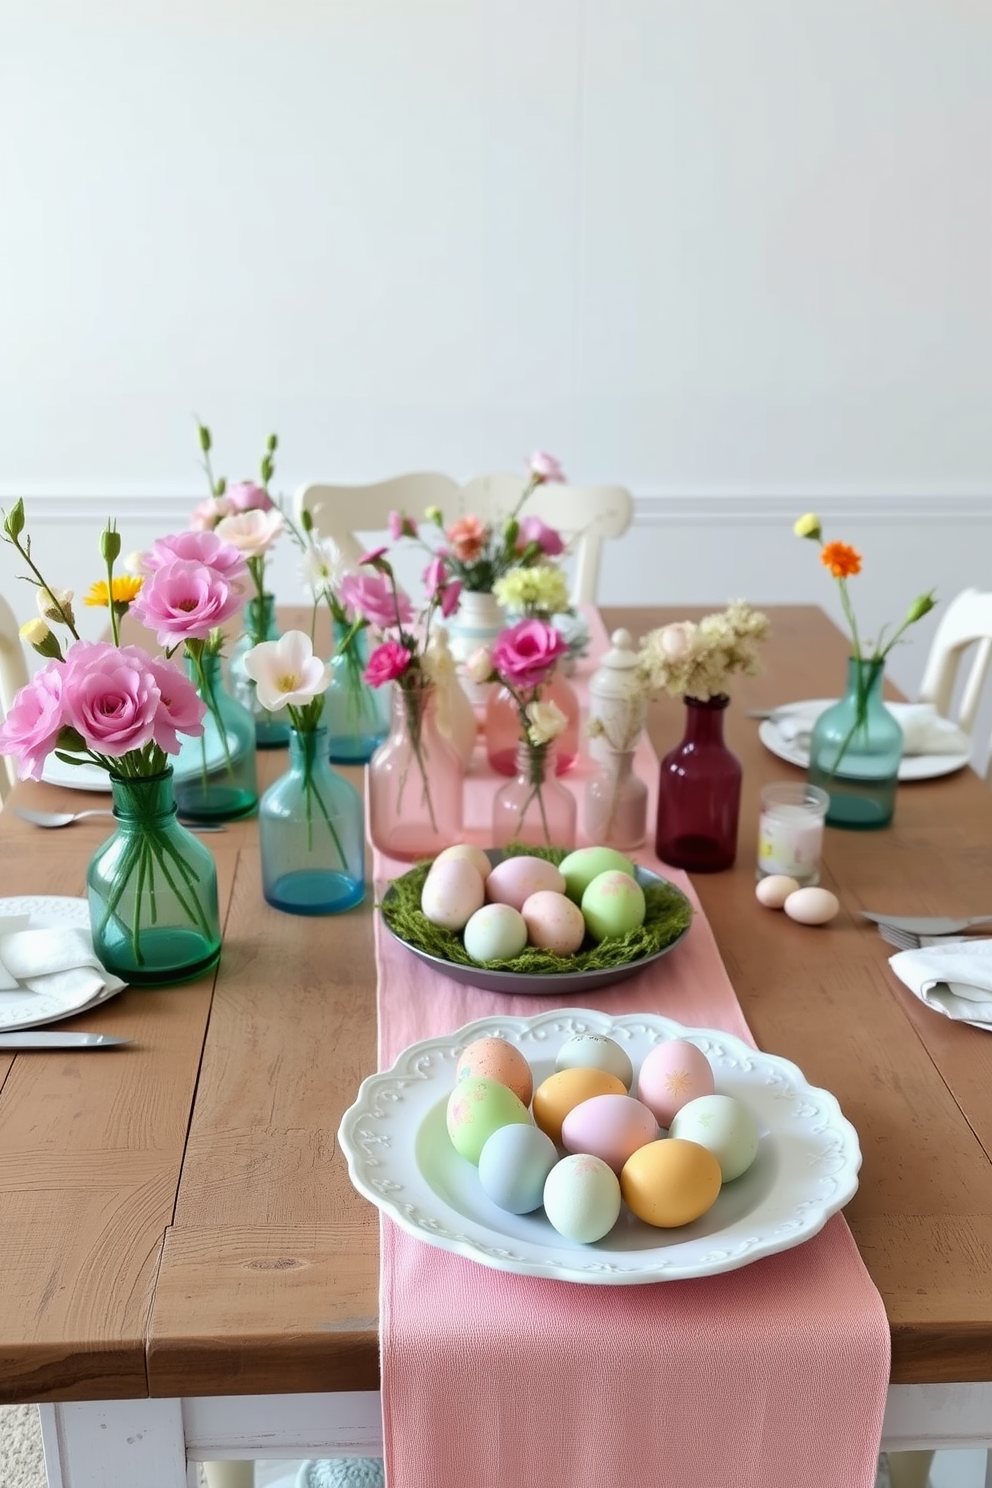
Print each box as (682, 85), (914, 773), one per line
(3, 499), (25, 540)
(216, 475), (227, 496)
(793, 513), (822, 541)
(100, 525), (122, 563)
(425, 505), (443, 527)
(260, 454), (274, 486)
(198, 423), (212, 453)
(36, 586), (75, 627)
(504, 517), (519, 550)
(19, 618), (62, 659)
(267, 433), (278, 452)
(905, 591), (937, 624)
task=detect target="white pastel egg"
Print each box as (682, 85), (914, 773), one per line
(669, 1093), (760, 1181)
(433, 843), (493, 883)
(784, 885), (840, 926)
(555, 1033), (634, 1091)
(543, 1153), (622, 1243)
(755, 874), (800, 910)
(420, 858), (485, 931)
(463, 902), (529, 962)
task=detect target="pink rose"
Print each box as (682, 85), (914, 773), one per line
(528, 450), (565, 484)
(490, 619), (567, 690)
(130, 559), (246, 645)
(145, 530), (249, 584)
(224, 482), (275, 514)
(517, 515), (565, 557)
(339, 572), (413, 631)
(364, 640), (412, 687)
(0, 663), (66, 780)
(143, 654), (206, 752)
(60, 643), (160, 757)
(190, 496), (232, 531)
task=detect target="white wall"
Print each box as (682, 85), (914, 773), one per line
(0, 1), (989, 726)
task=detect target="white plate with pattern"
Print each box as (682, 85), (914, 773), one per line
(0, 897), (126, 1031)
(41, 733), (243, 792)
(758, 700), (971, 782)
(338, 1008), (862, 1285)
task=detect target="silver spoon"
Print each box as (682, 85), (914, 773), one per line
(14, 807), (226, 833)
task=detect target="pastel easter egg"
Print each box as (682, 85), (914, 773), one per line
(532, 1067), (627, 1146)
(620, 1138), (722, 1228)
(463, 903), (529, 963)
(478, 1123), (559, 1214)
(561, 1093), (658, 1174)
(420, 858), (485, 931)
(543, 1153), (622, 1243)
(520, 890), (586, 956)
(580, 870), (646, 942)
(636, 1039), (715, 1128)
(669, 1093), (760, 1182)
(559, 846), (635, 904)
(555, 1032), (634, 1091)
(456, 1036), (534, 1107)
(486, 856), (566, 912)
(433, 843), (494, 883)
(445, 1076), (531, 1165)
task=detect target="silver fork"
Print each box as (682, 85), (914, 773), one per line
(861, 912), (992, 935)
(876, 925), (970, 953)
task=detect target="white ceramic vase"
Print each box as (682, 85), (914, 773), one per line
(445, 589), (506, 708)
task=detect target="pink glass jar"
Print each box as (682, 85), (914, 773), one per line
(485, 671), (580, 776)
(584, 748), (648, 850)
(368, 680), (465, 861)
(655, 694), (741, 872)
(492, 742), (577, 850)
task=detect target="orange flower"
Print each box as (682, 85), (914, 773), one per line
(446, 514), (487, 563)
(820, 541), (861, 580)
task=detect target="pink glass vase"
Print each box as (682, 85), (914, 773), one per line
(655, 694), (741, 872)
(584, 748), (648, 850)
(492, 742), (577, 850)
(485, 671), (580, 776)
(368, 679), (465, 861)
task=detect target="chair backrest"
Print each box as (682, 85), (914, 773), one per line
(294, 474), (461, 568)
(0, 592), (29, 804)
(916, 587), (992, 785)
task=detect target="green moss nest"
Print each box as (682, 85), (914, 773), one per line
(378, 844), (694, 976)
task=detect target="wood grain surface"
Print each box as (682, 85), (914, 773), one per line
(0, 605), (989, 1403)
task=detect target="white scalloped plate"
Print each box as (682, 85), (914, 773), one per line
(0, 897), (126, 1030)
(338, 1009), (862, 1285)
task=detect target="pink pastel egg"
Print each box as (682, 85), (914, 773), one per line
(520, 890), (586, 956)
(485, 856), (566, 913)
(636, 1039), (715, 1128)
(455, 1036), (534, 1107)
(561, 1093), (659, 1174)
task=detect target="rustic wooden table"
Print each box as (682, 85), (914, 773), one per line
(2, 605), (991, 1485)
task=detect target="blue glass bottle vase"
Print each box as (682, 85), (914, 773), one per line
(323, 622), (390, 764)
(260, 725), (366, 915)
(229, 594), (292, 749)
(174, 654), (259, 823)
(806, 657), (904, 829)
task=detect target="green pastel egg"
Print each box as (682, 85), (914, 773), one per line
(445, 1076), (532, 1164)
(559, 847), (635, 903)
(580, 870), (646, 943)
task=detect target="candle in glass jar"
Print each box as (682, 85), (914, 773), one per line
(757, 783), (830, 887)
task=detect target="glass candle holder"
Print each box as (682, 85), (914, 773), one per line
(757, 781), (829, 887)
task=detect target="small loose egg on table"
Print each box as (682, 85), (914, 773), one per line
(478, 1123), (558, 1214)
(520, 890), (586, 956)
(755, 874), (800, 910)
(433, 843), (493, 884)
(456, 1035), (534, 1107)
(486, 855), (566, 912)
(532, 1066), (627, 1145)
(636, 1038), (715, 1128)
(558, 846), (635, 904)
(555, 1033), (633, 1091)
(445, 1076), (531, 1164)
(561, 1093), (658, 1174)
(420, 858), (485, 931)
(543, 1153), (622, 1243)
(669, 1093), (760, 1181)
(463, 902), (529, 963)
(620, 1138), (723, 1228)
(784, 885), (840, 926)
(580, 870), (646, 943)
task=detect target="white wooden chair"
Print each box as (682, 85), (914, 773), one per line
(916, 588), (992, 785)
(294, 473), (461, 567)
(0, 593), (29, 805)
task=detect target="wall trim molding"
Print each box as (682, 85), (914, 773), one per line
(1, 489), (989, 528)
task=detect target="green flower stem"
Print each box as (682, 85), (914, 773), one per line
(397, 682), (439, 833)
(189, 651), (234, 778)
(513, 740), (552, 844)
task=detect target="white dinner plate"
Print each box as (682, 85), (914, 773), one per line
(338, 1008), (862, 1285)
(41, 733), (243, 792)
(0, 897), (126, 1031)
(758, 700), (972, 782)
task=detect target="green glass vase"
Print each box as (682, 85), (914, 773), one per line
(87, 770), (222, 985)
(229, 594), (292, 748)
(323, 622), (390, 764)
(260, 726), (365, 915)
(807, 657), (904, 829)
(174, 654), (259, 822)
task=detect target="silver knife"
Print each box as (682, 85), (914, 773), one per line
(0, 1032), (130, 1049)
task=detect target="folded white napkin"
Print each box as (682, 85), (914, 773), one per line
(776, 701), (969, 756)
(0, 926), (126, 1004)
(889, 939), (992, 1029)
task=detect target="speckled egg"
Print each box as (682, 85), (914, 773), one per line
(636, 1039), (715, 1128)
(420, 858), (485, 931)
(520, 890), (586, 956)
(463, 903), (529, 963)
(555, 1032), (634, 1091)
(478, 1123), (559, 1214)
(532, 1067), (627, 1145)
(669, 1093), (760, 1182)
(455, 1036), (534, 1107)
(486, 856), (567, 912)
(543, 1153), (622, 1243)
(561, 1093), (658, 1173)
(445, 1076), (532, 1164)
(433, 843), (494, 883)
(559, 846), (635, 904)
(620, 1138), (723, 1228)
(580, 870), (646, 942)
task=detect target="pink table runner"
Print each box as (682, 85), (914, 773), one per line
(374, 615), (889, 1488)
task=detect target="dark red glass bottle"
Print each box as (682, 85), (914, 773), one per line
(655, 694), (741, 872)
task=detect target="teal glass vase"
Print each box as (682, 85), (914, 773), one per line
(323, 622), (390, 764)
(229, 594), (292, 749)
(807, 657), (904, 829)
(87, 770), (222, 985)
(175, 654), (259, 823)
(260, 725), (366, 915)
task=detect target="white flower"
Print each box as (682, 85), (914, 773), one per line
(660, 622), (695, 661)
(464, 646), (493, 684)
(190, 495), (231, 532)
(124, 549), (152, 577)
(36, 585), (74, 625)
(525, 698), (567, 746)
(241, 630), (331, 711)
(214, 508), (285, 558)
(300, 537), (348, 600)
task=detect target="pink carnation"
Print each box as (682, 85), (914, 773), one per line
(364, 640), (412, 687)
(60, 643), (161, 757)
(0, 663), (66, 780)
(490, 618), (567, 691)
(517, 515), (565, 557)
(144, 655), (206, 752)
(529, 450), (565, 483)
(224, 482), (274, 514)
(339, 572), (413, 631)
(145, 530), (249, 583)
(130, 559), (246, 645)
(439, 578), (462, 618)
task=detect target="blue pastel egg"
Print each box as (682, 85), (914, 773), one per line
(478, 1123), (558, 1214)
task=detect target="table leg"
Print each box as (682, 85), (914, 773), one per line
(887, 1451), (935, 1488)
(38, 1398), (193, 1487)
(203, 1465), (254, 1488)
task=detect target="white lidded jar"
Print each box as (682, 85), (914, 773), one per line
(587, 628), (646, 763)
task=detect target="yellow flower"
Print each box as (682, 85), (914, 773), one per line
(84, 575), (143, 608)
(494, 563), (570, 618)
(20, 618), (49, 646)
(793, 513), (822, 541)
